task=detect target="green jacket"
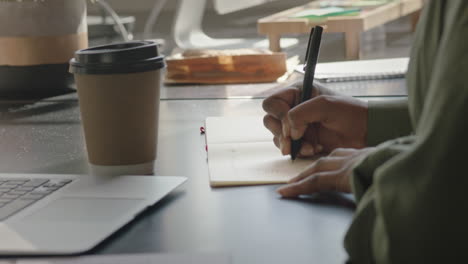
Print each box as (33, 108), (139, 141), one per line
(345, 1), (468, 263)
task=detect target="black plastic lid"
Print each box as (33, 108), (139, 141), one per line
(69, 41), (165, 75)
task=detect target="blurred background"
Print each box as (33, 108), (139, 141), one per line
(87, 0), (414, 61)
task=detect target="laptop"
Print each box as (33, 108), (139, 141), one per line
(0, 173), (186, 255)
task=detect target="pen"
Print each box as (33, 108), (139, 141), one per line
(290, 25), (323, 161)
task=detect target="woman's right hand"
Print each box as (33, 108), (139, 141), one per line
(262, 81), (368, 157)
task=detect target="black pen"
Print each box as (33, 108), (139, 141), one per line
(290, 26), (323, 161)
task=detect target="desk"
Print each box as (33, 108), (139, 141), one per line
(0, 93), (354, 263)
(0, 75), (407, 263)
(258, 0), (423, 59)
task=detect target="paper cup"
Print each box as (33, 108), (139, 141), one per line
(69, 41), (165, 176)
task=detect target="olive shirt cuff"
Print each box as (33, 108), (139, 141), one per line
(351, 136), (415, 202)
(367, 98), (413, 146)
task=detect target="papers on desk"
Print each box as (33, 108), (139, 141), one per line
(295, 57), (409, 82)
(318, 0), (390, 8)
(291, 7), (361, 19)
(5, 253), (230, 264)
(205, 116), (314, 187)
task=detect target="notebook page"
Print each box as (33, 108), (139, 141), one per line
(206, 116), (314, 187)
(208, 141), (312, 186)
(205, 116), (271, 145)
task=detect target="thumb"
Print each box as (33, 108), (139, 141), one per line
(288, 96), (329, 140)
(290, 124), (305, 140)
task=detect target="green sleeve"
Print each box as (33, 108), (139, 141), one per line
(350, 136), (415, 202)
(344, 136), (416, 263)
(344, 2), (468, 263)
(367, 99), (413, 146)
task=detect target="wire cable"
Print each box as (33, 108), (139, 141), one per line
(96, 0), (132, 41)
(143, 0), (168, 40)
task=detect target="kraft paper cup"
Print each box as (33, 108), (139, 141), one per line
(69, 41), (165, 176)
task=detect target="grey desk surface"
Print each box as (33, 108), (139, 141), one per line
(161, 76), (407, 99)
(0, 78), (406, 263)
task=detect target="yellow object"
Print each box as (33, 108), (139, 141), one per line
(165, 49), (287, 84)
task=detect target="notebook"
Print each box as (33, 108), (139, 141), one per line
(205, 116), (315, 187)
(295, 57), (409, 82)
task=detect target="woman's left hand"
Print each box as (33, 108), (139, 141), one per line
(277, 147), (375, 198)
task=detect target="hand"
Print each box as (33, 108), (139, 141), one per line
(262, 81), (368, 156)
(277, 148), (374, 197)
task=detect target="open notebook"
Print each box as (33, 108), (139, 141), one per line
(295, 57), (409, 82)
(205, 116), (314, 187)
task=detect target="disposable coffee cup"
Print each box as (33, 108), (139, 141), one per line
(69, 41), (165, 176)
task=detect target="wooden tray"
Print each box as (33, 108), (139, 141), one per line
(165, 51), (287, 84)
(257, 0), (424, 59)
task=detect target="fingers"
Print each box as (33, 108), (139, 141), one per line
(297, 142), (323, 157)
(288, 157), (343, 183)
(329, 148), (357, 157)
(262, 88), (300, 121)
(276, 137), (319, 157)
(281, 118), (291, 138)
(264, 86), (333, 157)
(273, 136), (280, 149)
(313, 81), (339, 96)
(299, 142), (316, 157)
(279, 136), (291, 156)
(263, 114), (282, 137)
(263, 116), (323, 157)
(263, 88), (300, 141)
(264, 115), (291, 155)
(277, 171), (344, 198)
(277, 148), (371, 197)
(288, 95), (332, 140)
(273, 136), (291, 155)
(267, 117), (323, 158)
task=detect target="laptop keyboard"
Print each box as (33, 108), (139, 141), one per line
(0, 178), (73, 221)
